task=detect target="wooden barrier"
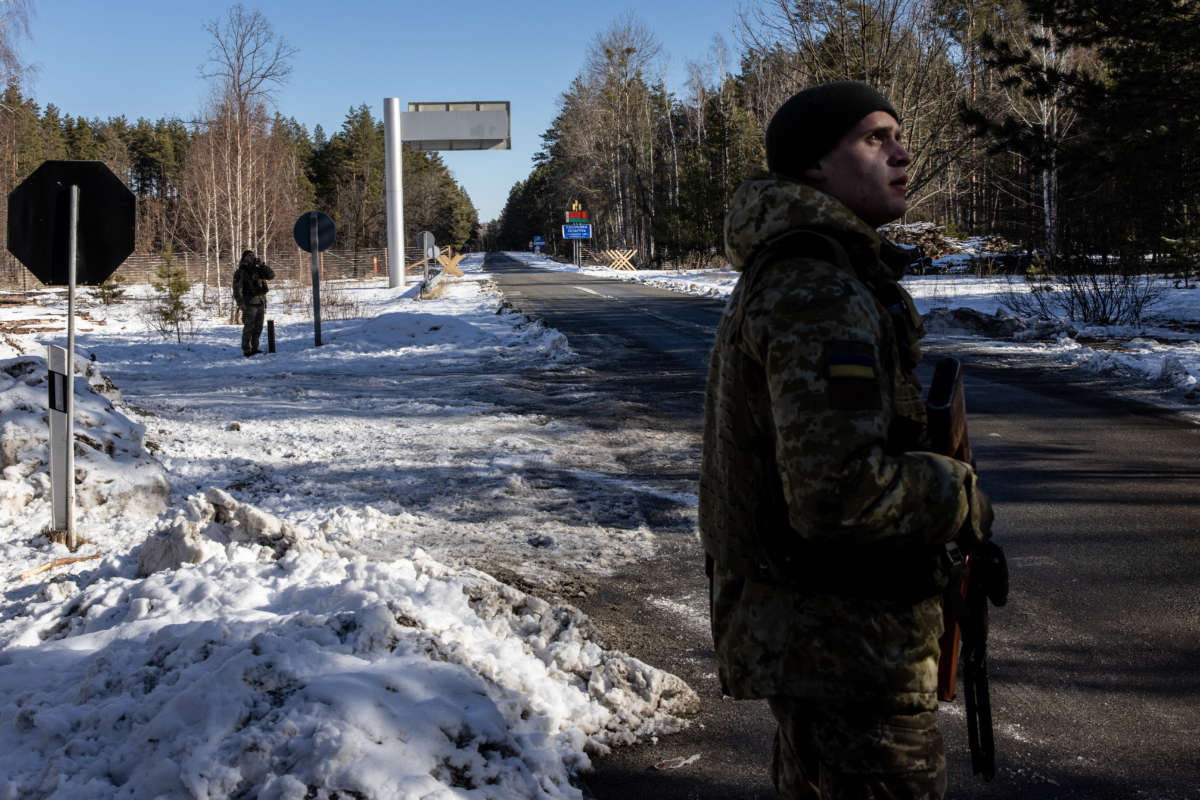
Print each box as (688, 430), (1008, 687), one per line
(437, 247), (465, 277)
(408, 247), (464, 276)
(601, 249), (638, 270)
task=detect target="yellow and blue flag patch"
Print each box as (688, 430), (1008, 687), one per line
(826, 341), (880, 410)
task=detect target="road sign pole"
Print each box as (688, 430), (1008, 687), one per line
(65, 185), (78, 550)
(310, 212), (322, 346)
(383, 98), (405, 289)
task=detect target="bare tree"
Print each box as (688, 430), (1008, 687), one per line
(738, 0), (964, 215)
(198, 4), (296, 261)
(0, 0), (33, 281)
(0, 0), (32, 94)
(183, 4), (299, 309)
(179, 106), (225, 309)
(985, 7), (1094, 260)
(583, 13), (663, 257)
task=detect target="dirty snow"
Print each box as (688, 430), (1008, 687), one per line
(0, 255), (699, 800)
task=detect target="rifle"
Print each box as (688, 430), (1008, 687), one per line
(926, 357), (1009, 781)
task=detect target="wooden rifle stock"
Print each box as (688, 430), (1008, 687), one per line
(926, 357), (970, 703)
(926, 356), (1000, 781)
(926, 357), (972, 468)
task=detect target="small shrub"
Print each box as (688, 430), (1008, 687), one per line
(1163, 236), (1199, 289)
(147, 247), (195, 343)
(276, 280), (309, 311)
(93, 273), (128, 305)
(308, 285), (365, 320)
(1001, 253), (1163, 326)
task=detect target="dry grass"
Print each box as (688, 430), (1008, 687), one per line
(273, 280), (366, 320)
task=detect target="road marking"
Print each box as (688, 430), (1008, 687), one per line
(1008, 555), (1057, 567)
(643, 308), (716, 335)
(567, 284), (717, 334)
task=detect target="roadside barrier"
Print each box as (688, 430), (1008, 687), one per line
(418, 247), (465, 299)
(600, 249), (638, 270)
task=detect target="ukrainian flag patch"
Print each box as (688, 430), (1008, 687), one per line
(827, 341), (880, 410)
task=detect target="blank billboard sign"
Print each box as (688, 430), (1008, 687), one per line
(402, 101), (511, 151)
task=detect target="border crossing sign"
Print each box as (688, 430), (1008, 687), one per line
(562, 224), (592, 239)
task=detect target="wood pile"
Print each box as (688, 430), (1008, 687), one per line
(881, 223), (1018, 259)
(880, 223), (959, 259)
(973, 234), (1018, 253)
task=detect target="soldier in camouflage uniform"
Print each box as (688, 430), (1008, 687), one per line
(233, 249), (275, 357)
(699, 82), (993, 799)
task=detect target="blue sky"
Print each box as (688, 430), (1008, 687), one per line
(20, 0), (747, 222)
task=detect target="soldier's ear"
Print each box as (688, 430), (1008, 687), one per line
(804, 160), (828, 185)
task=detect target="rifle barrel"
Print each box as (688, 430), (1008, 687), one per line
(964, 641), (996, 781)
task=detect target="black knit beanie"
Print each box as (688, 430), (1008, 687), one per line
(766, 81), (900, 180)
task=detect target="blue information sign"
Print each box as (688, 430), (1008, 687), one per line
(562, 224), (592, 239)
(532, 235), (546, 245)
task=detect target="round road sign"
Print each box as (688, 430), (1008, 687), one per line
(293, 211), (336, 253)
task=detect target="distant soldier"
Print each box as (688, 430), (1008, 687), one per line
(699, 82), (994, 799)
(232, 249), (274, 357)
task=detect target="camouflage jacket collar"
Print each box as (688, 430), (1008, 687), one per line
(724, 176), (909, 285)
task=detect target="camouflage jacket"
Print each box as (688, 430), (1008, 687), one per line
(699, 177), (987, 712)
(233, 260), (274, 307)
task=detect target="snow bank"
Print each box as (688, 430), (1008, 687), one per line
(1, 537), (697, 799)
(0, 354), (168, 523)
(0, 262), (699, 798)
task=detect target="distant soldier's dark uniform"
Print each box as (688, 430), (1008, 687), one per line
(699, 83), (992, 799)
(233, 250), (274, 357)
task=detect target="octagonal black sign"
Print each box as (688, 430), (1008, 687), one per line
(7, 160), (136, 286)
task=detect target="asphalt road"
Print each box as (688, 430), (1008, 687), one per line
(483, 253), (1200, 800)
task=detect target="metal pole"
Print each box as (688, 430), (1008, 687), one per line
(66, 185), (78, 551)
(310, 213), (322, 346)
(383, 98), (406, 288)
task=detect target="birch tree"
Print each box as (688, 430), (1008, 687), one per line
(584, 14), (661, 257)
(738, 0), (963, 216)
(0, 0), (33, 275)
(0, 0), (31, 93)
(961, 2), (1095, 263)
(199, 4), (296, 260)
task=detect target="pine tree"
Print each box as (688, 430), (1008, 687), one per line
(149, 246), (194, 343)
(93, 273), (128, 306)
(1014, 0), (1200, 261)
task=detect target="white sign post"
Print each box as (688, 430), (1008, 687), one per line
(382, 100), (510, 289)
(7, 162), (136, 552)
(49, 186), (79, 550)
(46, 344), (72, 543)
(383, 98), (406, 289)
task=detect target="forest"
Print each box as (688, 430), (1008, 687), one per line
(1, 1), (1196, 285)
(494, 0), (1199, 277)
(0, 4), (478, 289)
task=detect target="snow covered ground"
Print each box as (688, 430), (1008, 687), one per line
(515, 250), (1200, 423)
(2, 247), (1197, 799)
(0, 256), (698, 799)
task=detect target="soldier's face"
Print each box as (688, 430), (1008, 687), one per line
(804, 111), (911, 227)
